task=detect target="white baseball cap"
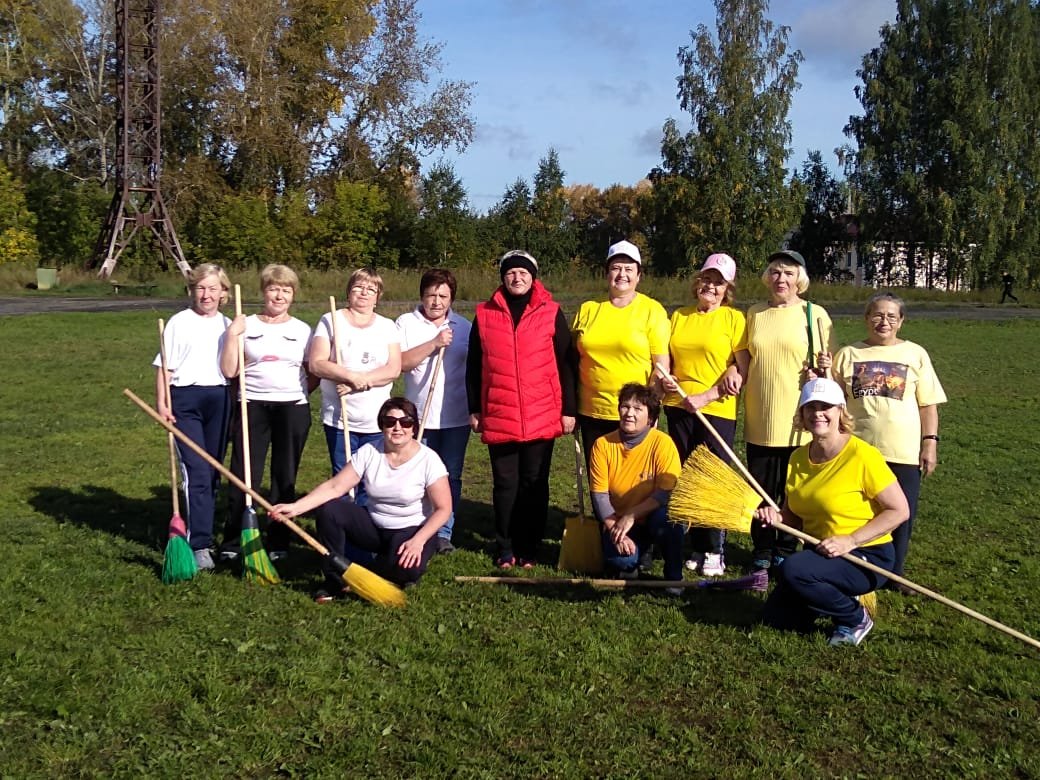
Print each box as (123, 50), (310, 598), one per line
(606, 240), (642, 266)
(798, 378), (846, 409)
(701, 253), (736, 282)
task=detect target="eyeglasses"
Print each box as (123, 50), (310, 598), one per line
(869, 313), (901, 324)
(351, 285), (379, 296)
(379, 415), (416, 430)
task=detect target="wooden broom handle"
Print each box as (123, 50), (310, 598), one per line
(157, 319), (180, 517)
(330, 296), (352, 467)
(458, 576), (697, 589)
(417, 345), (445, 441)
(235, 286), (254, 506)
(573, 435), (586, 518)
(653, 362), (1040, 652)
(124, 388), (330, 557)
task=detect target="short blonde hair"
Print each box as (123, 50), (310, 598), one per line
(260, 263), (299, 295)
(794, 404), (856, 434)
(691, 270), (735, 306)
(761, 260), (810, 294)
(188, 263), (230, 305)
(347, 267), (383, 299)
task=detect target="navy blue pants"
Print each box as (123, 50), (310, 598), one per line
(762, 542), (894, 631)
(664, 408), (735, 555)
(888, 462), (921, 577)
(746, 442), (800, 564)
(315, 497), (435, 587)
(601, 506), (685, 581)
(171, 385), (230, 551)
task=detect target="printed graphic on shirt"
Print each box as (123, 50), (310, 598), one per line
(851, 360), (908, 400)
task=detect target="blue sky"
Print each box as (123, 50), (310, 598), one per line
(420, 0), (896, 212)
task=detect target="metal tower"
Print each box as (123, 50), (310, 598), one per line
(89, 0), (190, 278)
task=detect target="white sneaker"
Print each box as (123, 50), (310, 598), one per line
(684, 553), (704, 573)
(193, 548), (215, 571)
(701, 553), (726, 577)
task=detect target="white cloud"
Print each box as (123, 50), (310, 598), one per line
(634, 126), (663, 157)
(791, 0), (896, 79)
(474, 124), (535, 162)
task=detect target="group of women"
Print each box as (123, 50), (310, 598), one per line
(155, 244), (945, 645)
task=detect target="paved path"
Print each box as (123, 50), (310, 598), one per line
(1, 295), (1037, 320)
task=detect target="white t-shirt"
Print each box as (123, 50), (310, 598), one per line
(352, 440), (448, 529)
(153, 308), (230, 387)
(237, 315), (311, 404)
(316, 311), (400, 433)
(395, 306), (471, 429)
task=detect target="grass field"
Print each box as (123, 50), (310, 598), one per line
(1, 306), (1038, 777)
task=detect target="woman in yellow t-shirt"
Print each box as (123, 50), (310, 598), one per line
(755, 378), (909, 647)
(589, 383), (684, 585)
(659, 253), (747, 578)
(737, 250), (834, 574)
(572, 240), (670, 464)
(832, 292), (946, 589)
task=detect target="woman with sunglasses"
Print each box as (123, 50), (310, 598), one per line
(831, 292), (946, 590)
(309, 267), (402, 506)
(271, 397), (451, 600)
(659, 253), (747, 578)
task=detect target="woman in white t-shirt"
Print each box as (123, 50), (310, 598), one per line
(218, 264), (315, 561)
(153, 263), (232, 571)
(309, 267), (402, 505)
(272, 397), (451, 599)
(832, 292), (946, 588)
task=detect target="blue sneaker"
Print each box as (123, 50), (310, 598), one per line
(829, 611), (874, 647)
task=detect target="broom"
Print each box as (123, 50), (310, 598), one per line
(657, 362), (1040, 651)
(455, 570), (767, 591)
(330, 296), (355, 498)
(158, 318), (197, 584)
(557, 435), (603, 574)
(234, 285), (279, 584)
(125, 389), (406, 608)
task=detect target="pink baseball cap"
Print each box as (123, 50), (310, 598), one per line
(701, 253), (737, 282)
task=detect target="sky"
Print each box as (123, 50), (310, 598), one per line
(420, 0), (897, 213)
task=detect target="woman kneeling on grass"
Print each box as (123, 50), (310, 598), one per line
(754, 378), (909, 646)
(271, 398), (451, 601)
(589, 383), (684, 587)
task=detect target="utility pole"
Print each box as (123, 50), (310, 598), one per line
(89, 0), (190, 278)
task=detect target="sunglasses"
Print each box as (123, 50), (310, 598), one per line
(380, 414), (416, 430)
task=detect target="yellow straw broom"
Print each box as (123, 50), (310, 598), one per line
(557, 435), (603, 574)
(656, 361), (1040, 651)
(125, 389), (406, 608)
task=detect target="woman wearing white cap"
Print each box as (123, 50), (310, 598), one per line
(659, 253), (747, 577)
(467, 250), (577, 568)
(754, 378), (909, 646)
(571, 239), (670, 462)
(737, 250), (835, 574)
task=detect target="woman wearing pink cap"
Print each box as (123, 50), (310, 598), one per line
(754, 378), (908, 646)
(659, 253), (747, 577)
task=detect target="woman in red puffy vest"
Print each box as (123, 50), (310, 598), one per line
(467, 250), (577, 568)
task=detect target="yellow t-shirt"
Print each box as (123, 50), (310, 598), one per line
(786, 435), (897, 546)
(572, 293), (670, 419)
(744, 301), (834, 447)
(832, 340), (947, 465)
(665, 305), (747, 420)
(589, 428), (680, 519)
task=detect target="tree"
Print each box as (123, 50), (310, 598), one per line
(489, 177), (533, 253)
(787, 150), (848, 280)
(0, 160), (39, 264)
(414, 160), (477, 266)
(847, 0), (1040, 289)
(651, 0), (802, 274)
(529, 148), (576, 268)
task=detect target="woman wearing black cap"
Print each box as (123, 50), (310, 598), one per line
(735, 249), (835, 574)
(466, 250), (577, 569)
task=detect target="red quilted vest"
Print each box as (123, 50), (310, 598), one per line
(475, 281), (563, 444)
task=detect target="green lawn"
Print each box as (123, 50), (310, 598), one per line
(1, 308), (1038, 777)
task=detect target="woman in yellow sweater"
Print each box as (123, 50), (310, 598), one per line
(737, 250), (834, 574)
(659, 253), (747, 577)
